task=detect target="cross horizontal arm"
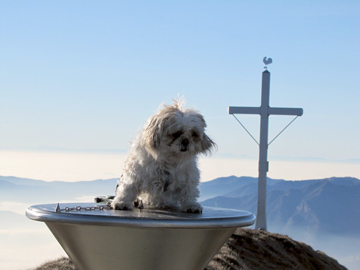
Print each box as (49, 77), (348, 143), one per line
(269, 107), (303, 116)
(228, 106), (303, 117)
(228, 106), (261, 115)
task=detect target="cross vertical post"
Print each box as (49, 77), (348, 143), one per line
(228, 59), (303, 230)
(257, 70), (271, 230)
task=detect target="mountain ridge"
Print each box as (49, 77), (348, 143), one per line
(200, 176), (360, 236)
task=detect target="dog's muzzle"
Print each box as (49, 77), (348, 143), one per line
(180, 139), (189, 152)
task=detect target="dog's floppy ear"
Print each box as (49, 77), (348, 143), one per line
(201, 133), (217, 154)
(190, 112), (216, 154)
(144, 116), (162, 159)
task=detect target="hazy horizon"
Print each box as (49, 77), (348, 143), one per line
(1, 149), (359, 183)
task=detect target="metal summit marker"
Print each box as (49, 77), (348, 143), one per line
(26, 203), (255, 270)
(228, 57), (303, 230)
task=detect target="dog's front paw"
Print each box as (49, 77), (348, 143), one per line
(181, 202), (203, 214)
(111, 200), (133, 211)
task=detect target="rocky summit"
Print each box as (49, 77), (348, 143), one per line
(205, 229), (347, 270)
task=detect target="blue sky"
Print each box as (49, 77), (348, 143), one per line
(1, 1), (359, 180)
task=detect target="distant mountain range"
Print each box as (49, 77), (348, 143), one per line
(1, 175), (359, 237)
(0, 176), (118, 203)
(199, 176), (360, 237)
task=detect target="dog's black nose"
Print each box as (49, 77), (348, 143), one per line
(181, 139), (189, 147)
(180, 139), (189, 152)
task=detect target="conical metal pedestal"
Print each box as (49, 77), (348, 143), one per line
(26, 203), (255, 270)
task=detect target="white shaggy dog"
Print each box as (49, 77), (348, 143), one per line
(111, 100), (216, 213)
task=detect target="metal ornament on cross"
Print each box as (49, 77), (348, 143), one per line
(228, 57), (303, 230)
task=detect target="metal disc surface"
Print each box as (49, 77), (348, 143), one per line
(26, 203), (255, 228)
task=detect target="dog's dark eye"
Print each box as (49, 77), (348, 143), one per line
(192, 131), (199, 138)
(172, 131), (183, 139)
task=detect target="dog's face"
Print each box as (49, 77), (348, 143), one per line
(143, 102), (216, 160)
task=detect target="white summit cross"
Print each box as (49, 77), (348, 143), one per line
(228, 57), (303, 230)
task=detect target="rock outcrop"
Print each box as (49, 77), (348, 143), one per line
(205, 229), (347, 270)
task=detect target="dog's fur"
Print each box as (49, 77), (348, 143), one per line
(111, 100), (216, 213)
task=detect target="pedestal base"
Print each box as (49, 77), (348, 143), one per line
(26, 203), (255, 270)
